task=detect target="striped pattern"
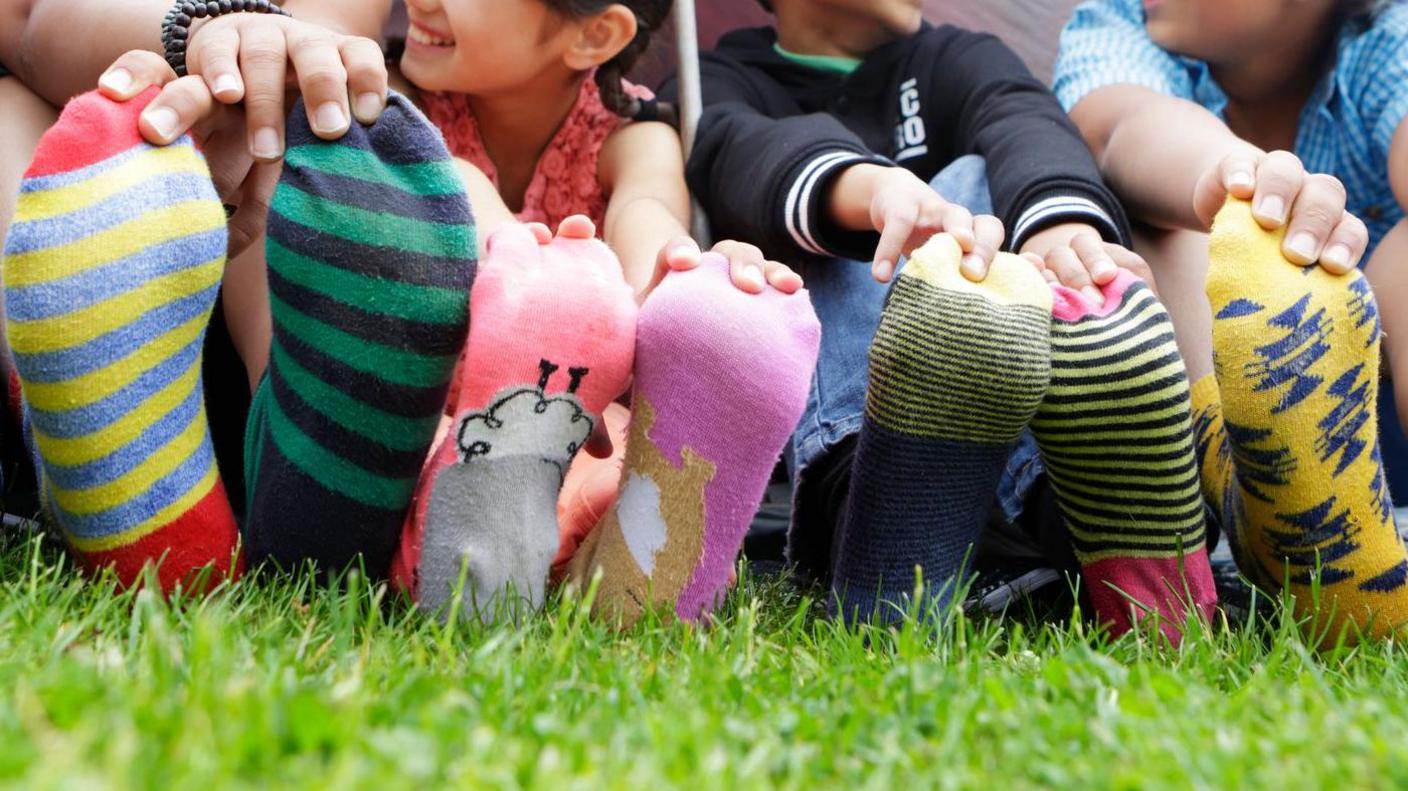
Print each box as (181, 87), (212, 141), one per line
(1032, 276), (1207, 562)
(1032, 273), (1215, 638)
(832, 236), (1053, 624)
(1203, 199), (1408, 640)
(2, 89), (239, 590)
(242, 93), (475, 578)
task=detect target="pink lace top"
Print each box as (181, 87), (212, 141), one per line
(422, 73), (653, 231)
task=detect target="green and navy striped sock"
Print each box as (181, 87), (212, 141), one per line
(243, 93), (475, 578)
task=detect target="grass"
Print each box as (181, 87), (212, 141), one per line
(3, 529), (1408, 790)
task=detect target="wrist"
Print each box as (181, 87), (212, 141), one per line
(1018, 222), (1099, 257)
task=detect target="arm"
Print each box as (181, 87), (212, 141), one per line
(597, 121), (691, 293)
(598, 119), (801, 297)
(1367, 120), (1408, 436)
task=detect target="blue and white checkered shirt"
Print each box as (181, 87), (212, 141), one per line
(1053, 0), (1408, 257)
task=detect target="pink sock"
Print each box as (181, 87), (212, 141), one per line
(391, 219), (637, 619)
(567, 253), (820, 625)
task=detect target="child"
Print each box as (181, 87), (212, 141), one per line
(1053, 0), (1408, 637)
(659, 0), (1220, 639)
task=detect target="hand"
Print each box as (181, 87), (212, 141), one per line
(864, 167), (1004, 283)
(1019, 223), (1155, 304)
(1192, 150), (1368, 274)
(96, 51), (276, 258)
(641, 237), (802, 301)
(97, 14), (387, 160)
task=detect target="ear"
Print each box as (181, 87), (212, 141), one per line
(562, 3), (638, 72)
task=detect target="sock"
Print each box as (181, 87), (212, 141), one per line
(3, 88), (239, 590)
(831, 234), (1053, 623)
(565, 254), (820, 626)
(242, 93), (475, 578)
(394, 221), (637, 620)
(1204, 198), (1408, 639)
(1032, 271), (1216, 640)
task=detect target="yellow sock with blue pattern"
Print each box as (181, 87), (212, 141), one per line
(831, 234), (1053, 623)
(1198, 198), (1408, 639)
(3, 89), (240, 591)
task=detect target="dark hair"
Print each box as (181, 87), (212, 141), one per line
(545, 0), (675, 120)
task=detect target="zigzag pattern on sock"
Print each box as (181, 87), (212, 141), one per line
(1033, 272), (1215, 639)
(3, 88), (239, 590)
(1204, 198), (1408, 639)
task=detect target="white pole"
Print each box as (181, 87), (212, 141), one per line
(674, 0), (711, 245)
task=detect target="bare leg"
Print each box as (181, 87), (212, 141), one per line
(1133, 225), (1214, 383)
(0, 78), (59, 370)
(221, 235), (273, 391)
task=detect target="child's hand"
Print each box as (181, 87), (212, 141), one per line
(97, 15), (387, 160)
(642, 237), (802, 301)
(1193, 150), (1368, 274)
(865, 166), (1004, 284)
(1019, 223), (1156, 305)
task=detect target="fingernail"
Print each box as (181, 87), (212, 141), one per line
(961, 254), (986, 279)
(1089, 260), (1117, 281)
(1286, 232), (1319, 262)
(143, 107), (180, 141)
(354, 92), (384, 122)
(1228, 170), (1254, 190)
(99, 68), (133, 95)
(873, 259), (893, 282)
(1082, 286), (1106, 305)
(742, 265), (765, 290)
(1323, 244), (1351, 270)
(314, 102), (349, 135)
(251, 127), (282, 160)
(1255, 195), (1286, 224)
(212, 73), (241, 98)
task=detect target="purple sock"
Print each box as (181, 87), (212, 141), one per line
(567, 253), (819, 625)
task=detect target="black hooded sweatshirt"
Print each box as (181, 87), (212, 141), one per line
(659, 24), (1130, 262)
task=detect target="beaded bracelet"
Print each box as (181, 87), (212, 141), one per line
(162, 0), (291, 77)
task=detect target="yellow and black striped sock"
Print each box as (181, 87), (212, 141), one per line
(1032, 271), (1216, 640)
(1200, 198), (1408, 640)
(831, 234), (1052, 623)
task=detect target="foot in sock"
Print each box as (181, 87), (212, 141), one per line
(3, 88), (239, 590)
(393, 217), (637, 621)
(1197, 198), (1408, 639)
(565, 253), (820, 626)
(831, 234), (1053, 624)
(242, 92), (475, 578)
(1032, 271), (1216, 641)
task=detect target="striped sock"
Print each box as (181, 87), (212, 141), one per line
(1200, 198), (1408, 640)
(831, 235), (1053, 623)
(3, 88), (239, 590)
(242, 93), (475, 578)
(1032, 272), (1216, 640)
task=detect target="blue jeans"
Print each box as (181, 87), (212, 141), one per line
(784, 156), (1046, 578)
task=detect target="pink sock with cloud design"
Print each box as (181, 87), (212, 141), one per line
(391, 217), (636, 619)
(567, 253), (820, 626)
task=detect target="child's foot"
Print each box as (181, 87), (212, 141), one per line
(242, 93), (475, 577)
(1032, 271), (1216, 641)
(565, 254), (820, 626)
(1201, 198), (1408, 639)
(395, 217), (637, 621)
(832, 235), (1054, 624)
(4, 88), (239, 590)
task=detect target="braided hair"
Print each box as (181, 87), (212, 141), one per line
(545, 0), (676, 122)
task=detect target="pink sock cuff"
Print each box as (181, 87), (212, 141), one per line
(1084, 550), (1218, 644)
(1049, 270), (1145, 322)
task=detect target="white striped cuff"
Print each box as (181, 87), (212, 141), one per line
(1009, 194), (1120, 252)
(783, 151), (870, 256)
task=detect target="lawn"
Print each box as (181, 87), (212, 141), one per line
(3, 528), (1408, 790)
